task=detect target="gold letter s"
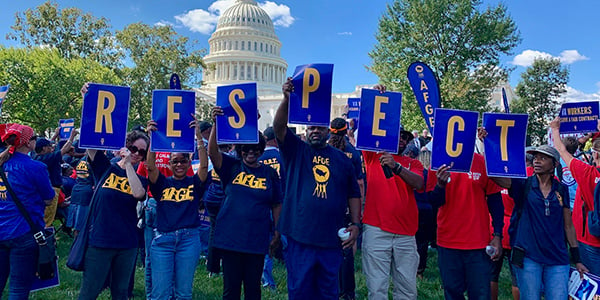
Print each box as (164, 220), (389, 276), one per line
(228, 89), (246, 129)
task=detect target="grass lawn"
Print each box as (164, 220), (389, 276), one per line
(10, 230), (516, 299)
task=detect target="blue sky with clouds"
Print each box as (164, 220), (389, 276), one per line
(1, 0), (599, 101)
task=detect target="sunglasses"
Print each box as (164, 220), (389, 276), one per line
(240, 145), (261, 153)
(170, 159), (190, 165)
(127, 145), (147, 157)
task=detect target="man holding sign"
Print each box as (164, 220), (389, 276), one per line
(273, 78), (361, 300)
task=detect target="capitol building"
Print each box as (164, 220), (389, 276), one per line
(195, 0), (357, 131)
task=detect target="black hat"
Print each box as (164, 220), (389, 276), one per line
(399, 126), (414, 142)
(35, 138), (54, 153)
(198, 121), (213, 133)
(264, 127), (276, 141)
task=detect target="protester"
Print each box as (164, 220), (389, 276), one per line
(68, 156), (95, 238)
(414, 149), (434, 278)
(145, 119), (209, 300)
(209, 107), (283, 300)
(34, 128), (78, 228)
(427, 149), (504, 299)
(418, 129), (431, 150)
(362, 119), (424, 299)
(273, 78), (361, 299)
(489, 143), (588, 299)
(0, 124), (55, 299)
(551, 117), (600, 275)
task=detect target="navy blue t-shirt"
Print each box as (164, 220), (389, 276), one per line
(278, 128), (361, 249)
(343, 143), (364, 180)
(34, 148), (63, 187)
(259, 147), (286, 189)
(71, 157), (95, 206)
(509, 176), (570, 265)
(213, 154), (282, 254)
(88, 151), (148, 249)
(62, 176), (77, 198)
(150, 173), (208, 233)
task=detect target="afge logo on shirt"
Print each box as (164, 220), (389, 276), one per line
(232, 172), (267, 190)
(0, 177), (6, 200)
(312, 155), (330, 199)
(102, 173), (132, 194)
(161, 185), (194, 202)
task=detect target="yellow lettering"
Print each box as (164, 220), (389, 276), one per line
(420, 80), (429, 91)
(372, 95), (388, 137)
(102, 173), (132, 194)
(302, 68), (320, 109)
(415, 65), (424, 73)
(312, 156), (330, 165)
(425, 104), (433, 115)
(496, 119), (515, 161)
(228, 89), (246, 129)
(423, 91), (429, 103)
(95, 90), (116, 133)
(160, 185), (194, 202)
(446, 116), (465, 157)
(232, 172), (267, 190)
(166, 96), (182, 137)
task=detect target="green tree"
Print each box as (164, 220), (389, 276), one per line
(116, 23), (205, 127)
(515, 58), (568, 145)
(0, 47), (120, 133)
(369, 0), (521, 130)
(7, 1), (122, 68)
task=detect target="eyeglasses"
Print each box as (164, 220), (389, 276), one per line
(544, 198), (550, 216)
(170, 159), (190, 165)
(127, 145), (147, 157)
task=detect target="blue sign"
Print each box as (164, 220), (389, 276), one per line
(216, 82), (258, 144)
(431, 109), (479, 173)
(0, 84), (10, 115)
(569, 267), (600, 300)
(58, 118), (75, 141)
(347, 97), (360, 119)
(407, 61), (440, 135)
(483, 113), (528, 178)
(79, 83), (130, 150)
(559, 101), (599, 134)
(151, 90), (196, 152)
(355, 88), (402, 153)
(501, 87), (510, 113)
(289, 63), (334, 126)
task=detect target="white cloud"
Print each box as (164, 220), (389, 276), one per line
(337, 32), (353, 36)
(155, 20), (176, 27)
(511, 49), (589, 67)
(558, 86), (600, 103)
(174, 0), (294, 35)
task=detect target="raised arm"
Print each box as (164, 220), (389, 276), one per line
(145, 120), (159, 184)
(207, 106), (223, 170)
(550, 117), (574, 167)
(273, 78), (293, 142)
(120, 148), (146, 199)
(379, 153), (423, 189)
(191, 115), (209, 182)
(60, 129), (79, 155)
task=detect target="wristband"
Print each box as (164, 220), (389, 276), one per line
(492, 232), (503, 239)
(393, 162), (403, 175)
(570, 247), (582, 264)
(350, 222), (363, 231)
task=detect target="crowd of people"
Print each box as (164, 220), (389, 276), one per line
(1, 79), (600, 300)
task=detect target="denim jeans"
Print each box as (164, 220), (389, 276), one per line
(0, 233), (38, 300)
(78, 247), (137, 300)
(144, 198), (157, 299)
(437, 246), (491, 300)
(578, 241), (600, 276)
(150, 227), (201, 300)
(514, 257), (569, 300)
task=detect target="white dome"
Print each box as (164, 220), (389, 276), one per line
(202, 0), (288, 96)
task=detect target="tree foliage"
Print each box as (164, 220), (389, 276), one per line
(0, 47), (120, 133)
(370, 0), (521, 131)
(514, 58), (569, 145)
(7, 1), (121, 69)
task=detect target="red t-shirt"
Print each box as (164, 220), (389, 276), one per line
(427, 153), (502, 249)
(569, 159), (600, 247)
(489, 190), (514, 249)
(137, 152), (195, 197)
(362, 151), (423, 235)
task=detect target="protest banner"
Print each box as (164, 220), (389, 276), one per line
(355, 88), (403, 153)
(79, 83), (130, 150)
(559, 101), (599, 134)
(58, 118), (75, 141)
(407, 61), (440, 135)
(347, 97), (360, 119)
(216, 82), (258, 144)
(289, 63), (333, 126)
(150, 90), (196, 152)
(431, 108), (478, 172)
(482, 113), (528, 178)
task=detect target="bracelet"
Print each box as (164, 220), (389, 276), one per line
(392, 162), (403, 175)
(570, 247), (582, 264)
(492, 232), (503, 239)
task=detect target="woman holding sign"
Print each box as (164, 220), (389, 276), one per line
(208, 106), (282, 300)
(145, 119), (210, 300)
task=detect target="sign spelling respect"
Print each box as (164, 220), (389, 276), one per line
(216, 82), (258, 144)
(431, 108), (479, 173)
(288, 64), (334, 126)
(150, 90), (196, 152)
(355, 89), (403, 153)
(79, 83), (130, 150)
(482, 113), (528, 178)
(559, 101), (599, 134)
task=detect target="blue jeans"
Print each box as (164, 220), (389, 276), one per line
(285, 238), (342, 300)
(78, 247), (137, 300)
(514, 257), (569, 300)
(578, 241), (600, 276)
(0, 233), (38, 300)
(144, 198), (157, 299)
(437, 246), (491, 300)
(199, 226), (210, 256)
(150, 227), (201, 300)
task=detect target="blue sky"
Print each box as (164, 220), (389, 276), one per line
(1, 0), (599, 101)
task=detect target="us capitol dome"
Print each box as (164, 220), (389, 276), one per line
(196, 0), (361, 130)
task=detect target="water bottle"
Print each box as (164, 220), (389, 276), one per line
(485, 245), (497, 257)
